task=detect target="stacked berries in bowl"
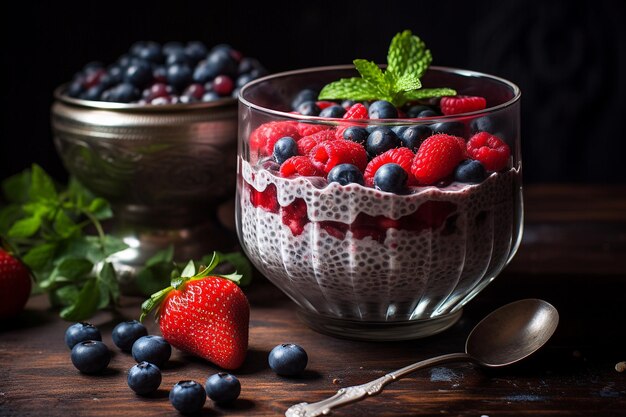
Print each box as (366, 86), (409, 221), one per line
(236, 31), (523, 341)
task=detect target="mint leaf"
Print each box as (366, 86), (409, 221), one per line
(387, 30), (432, 79)
(22, 243), (57, 270)
(53, 210), (78, 238)
(40, 257), (94, 289)
(353, 59), (387, 88)
(319, 78), (384, 102)
(2, 170), (31, 204)
(97, 262), (118, 309)
(402, 88), (457, 101)
(215, 251), (253, 286)
(30, 164), (57, 201)
(60, 278), (100, 321)
(0, 205), (22, 234)
(8, 215), (41, 238)
(136, 261), (174, 296)
(146, 246), (174, 267)
(53, 285), (79, 306)
(88, 198), (113, 221)
(394, 73), (422, 92)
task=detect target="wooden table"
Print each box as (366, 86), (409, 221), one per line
(1, 185), (626, 416)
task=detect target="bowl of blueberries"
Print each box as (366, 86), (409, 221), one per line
(51, 41), (267, 285)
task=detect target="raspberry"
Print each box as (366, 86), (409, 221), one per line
(411, 134), (465, 185)
(315, 101), (336, 110)
(439, 96), (487, 115)
(296, 122), (331, 137)
(297, 130), (336, 155)
(249, 121), (300, 156)
(364, 147), (416, 186)
(319, 221), (349, 240)
(309, 140), (368, 174)
(403, 201), (457, 231)
(466, 132), (511, 171)
(282, 198), (309, 236)
(280, 156), (322, 177)
(248, 183), (279, 213)
(343, 103), (368, 120)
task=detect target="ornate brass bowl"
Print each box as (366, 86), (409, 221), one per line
(51, 89), (238, 290)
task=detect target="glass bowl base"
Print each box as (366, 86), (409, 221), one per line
(296, 308), (463, 341)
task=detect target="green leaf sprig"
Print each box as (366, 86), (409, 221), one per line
(319, 30), (457, 108)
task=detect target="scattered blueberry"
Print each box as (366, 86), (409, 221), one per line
(327, 164), (365, 186)
(374, 163), (408, 194)
(268, 343), (308, 376)
(366, 127), (401, 157)
(65, 322), (102, 349)
(127, 361), (162, 395)
(70, 340), (111, 374)
(430, 121), (466, 137)
(205, 373), (241, 404)
(132, 335), (172, 367)
(343, 126), (369, 145)
(112, 320), (148, 352)
(401, 125), (433, 151)
(407, 105), (432, 118)
(296, 101), (321, 116)
(291, 89), (318, 111)
(124, 61), (153, 88)
(166, 64), (193, 91)
(319, 105), (345, 118)
(454, 160), (487, 183)
(170, 381), (207, 414)
(368, 100), (398, 119)
(273, 137), (298, 164)
(417, 109), (439, 118)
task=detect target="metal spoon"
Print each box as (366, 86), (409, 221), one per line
(285, 298), (559, 417)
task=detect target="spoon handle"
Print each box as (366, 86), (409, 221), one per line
(285, 352), (472, 417)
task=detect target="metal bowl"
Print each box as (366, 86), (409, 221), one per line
(51, 88), (238, 290)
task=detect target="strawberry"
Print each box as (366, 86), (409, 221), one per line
(140, 255), (249, 370)
(440, 96), (487, 115)
(411, 134), (465, 185)
(0, 249), (31, 319)
(249, 121), (300, 156)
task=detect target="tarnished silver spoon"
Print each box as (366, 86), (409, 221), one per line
(286, 299), (559, 417)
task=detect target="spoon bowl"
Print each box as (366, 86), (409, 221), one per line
(286, 299), (559, 417)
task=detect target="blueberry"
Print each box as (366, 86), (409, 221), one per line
(268, 343), (308, 376)
(167, 64), (193, 91)
(342, 126), (369, 145)
(130, 41), (148, 57)
(430, 121), (466, 137)
(454, 160), (486, 184)
(202, 91), (220, 102)
(319, 105), (345, 118)
(124, 61), (153, 88)
(417, 109), (439, 118)
(127, 361), (162, 395)
(366, 128), (401, 157)
(70, 340), (110, 374)
(238, 57), (262, 75)
(273, 137), (298, 164)
(112, 320), (148, 352)
(469, 115), (511, 140)
(374, 163), (408, 194)
(232, 87), (240, 98)
(368, 100), (398, 119)
(163, 41), (185, 56)
(105, 66), (124, 84)
(132, 335), (171, 367)
(391, 126), (408, 136)
(136, 41), (163, 63)
(193, 60), (219, 84)
(341, 99), (356, 109)
(206, 48), (237, 77)
(236, 73), (255, 88)
(170, 381), (207, 414)
(65, 322), (101, 349)
(166, 50), (190, 66)
(205, 373), (241, 404)
(102, 83), (140, 103)
(407, 105), (432, 118)
(366, 125), (379, 133)
(291, 89), (318, 111)
(327, 164), (364, 186)
(184, 41), (208, 64)
(82, 84), (106, 101)
(401, 125), (433, 151)
(66, 81), (84, 98)
(296, 101), (320, 116)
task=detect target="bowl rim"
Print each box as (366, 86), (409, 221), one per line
(238, 64), (521, 123)
(53, 84), (237, 112)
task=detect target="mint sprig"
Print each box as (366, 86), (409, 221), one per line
(319, 30), (456, 108)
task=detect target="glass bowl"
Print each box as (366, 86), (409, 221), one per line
(236, 66), (522, 341)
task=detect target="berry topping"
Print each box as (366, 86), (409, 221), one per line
(273, 137), (298, 164)
(205, 373), (241, 404)
(291, 89), (318, 111)
(315, 100), (337, 110)
(430, 121), (466, 138)
(411, 134), (465, 185)
(368, 100), (398, 119)
(440, 95), (487, 115)
(309, 139), (368, 174)
(127, 362), (162, 396)
(342, 126), (369, 145)
(249, 121), (300, 156)
(400, 125), (433, 152)
(366, 127), (401, 157)
(374, 163), (409, 194)
(296, 101), (321, 116)
(406, 105), (432, 118)
(327, 164), (365, 186)
(466, 132), (511, 171)
(296, 122), (331, 137)
(268, 343), (308, 376)
(319, 105), (346, 118)
(280, 156), (322, 177)
(454, 159), (487, 183)
(364, 147), (415, 187)
(296, 129), (336, 155)
(342, 103), (368, 120)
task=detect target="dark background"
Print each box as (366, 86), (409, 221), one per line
(1, 0), (624, 184)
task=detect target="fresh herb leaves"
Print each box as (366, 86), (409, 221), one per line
(319, 30), (457, 107)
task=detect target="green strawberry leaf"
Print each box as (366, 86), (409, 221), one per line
(215, 251), (253, 286)
(318, 78), (383, 102)
(60, 278), (100, 321)
(180, 260), (196, 278)
(140, 285), (173, 322)
(217, 272), (242, 284)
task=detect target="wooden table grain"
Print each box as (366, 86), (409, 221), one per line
(1, 185), (626, 417)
